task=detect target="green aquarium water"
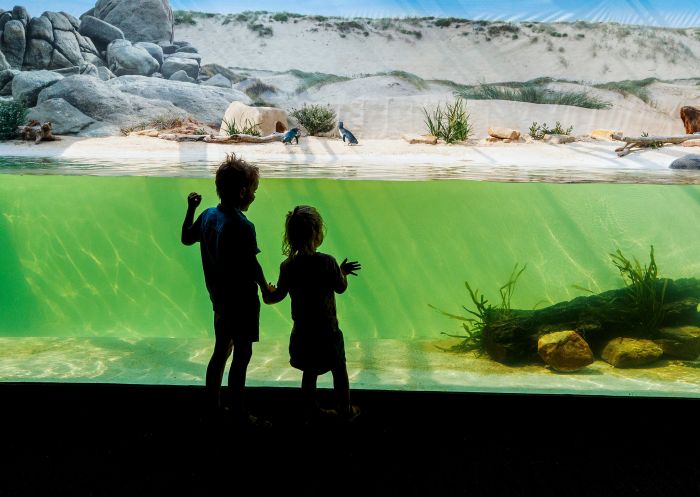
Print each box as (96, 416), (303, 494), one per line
(1, 174), (699, 396)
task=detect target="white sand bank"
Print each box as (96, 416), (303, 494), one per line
(1, 135), (697, 183)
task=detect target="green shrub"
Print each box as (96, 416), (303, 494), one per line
(423, 98), (472, 144)
(290, 104), (336, 136)
(174, 10), (196, 26)
(289, 69), (350, 93)
(248, 23), (273, 37)
(272, 12), (289, 22)
(0, 99), (28, 139)
(221, 117), (261, 136)
(244, 81), (278, 98)
(457, 84), (611, 109)
(528, 121), (573, 140)
(594, 78), (656, 105)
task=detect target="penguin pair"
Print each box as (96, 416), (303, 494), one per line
(282, 122), (358, 145)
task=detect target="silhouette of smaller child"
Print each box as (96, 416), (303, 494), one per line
(263, 205), (361, 423)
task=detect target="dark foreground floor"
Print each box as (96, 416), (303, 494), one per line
(0, 383), (698, 497)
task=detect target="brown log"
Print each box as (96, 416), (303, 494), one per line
(203, 133), (283, 144)
(158, 133), (209, 142)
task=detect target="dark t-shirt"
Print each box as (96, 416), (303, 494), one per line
(278, 252), (345, 332)
(192, 204), (260, 315)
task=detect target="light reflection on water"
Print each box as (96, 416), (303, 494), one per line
(2, 155), (700, 184)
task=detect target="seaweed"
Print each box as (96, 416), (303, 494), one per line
(610, 245), (667, 332)
(431, 264), (526, 353)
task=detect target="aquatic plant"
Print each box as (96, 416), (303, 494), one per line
(221, 117), (261, 136)
(289, 104), (336, 136)
(0, 99), (28, 139)
(528, 121), (573, 139)
(423, 98), (472, 144)
(610, 246), (667, 332)
(457, 84), (611, 109)
(431, 264), (526, 353)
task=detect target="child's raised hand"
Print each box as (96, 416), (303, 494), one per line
(187, 192), (202, 209)
(340, 258), (361, 276)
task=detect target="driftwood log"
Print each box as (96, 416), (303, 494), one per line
(615, 134), (700, 157)
(203, 133), (284, 144)
(17, 121), (59, 144)
(480, 278), (700, 364)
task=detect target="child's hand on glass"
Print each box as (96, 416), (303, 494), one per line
(187, 192), (202, 209)
(340, 258), (361, 276)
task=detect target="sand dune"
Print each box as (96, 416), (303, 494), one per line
(172, 13), (700, 140)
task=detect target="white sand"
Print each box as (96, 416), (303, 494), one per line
(1, 135), (697, 183)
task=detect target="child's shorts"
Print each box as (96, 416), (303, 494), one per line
(289, 326), (346, 375)
(214, 303), (260, 344)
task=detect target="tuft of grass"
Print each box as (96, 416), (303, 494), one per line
(378, 70), (429, 90)
(221, 117), (261, 136)
(0, 99), (28, 140)
(289, 69), (351, 93)
(528, 121), (573, 139)
(610, 246), (667, 333)
(594, 78), (656, 105)
(248, 23), (273, 37)
(174, 10), (196, 26)
(457, 83), (612, 109)
(244, 81), (278, 98)
(430, 264), (526, 354)
(289, 104), (336, 135)
(423, 98), (472, 144)
(398, 28), (422, 39)
(487, 23), (520, 37)
(119, 115), (184, 136)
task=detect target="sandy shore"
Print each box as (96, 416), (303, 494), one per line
(1, 135), (698, 183)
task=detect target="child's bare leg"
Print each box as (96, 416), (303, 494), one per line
(205, 337), (233, 409)
(301, 371), (319, 415)
(331, 364), (351, 415)
(228, 340), (252, 415)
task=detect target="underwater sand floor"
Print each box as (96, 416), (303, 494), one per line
(1, 337), (697, 398)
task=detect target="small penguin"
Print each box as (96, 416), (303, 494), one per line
(282, 127), (300, 145)
(338, 121), (358, 145)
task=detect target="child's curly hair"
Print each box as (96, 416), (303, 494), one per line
(283, 205), (326, 257)
(215, 153), (259, 205)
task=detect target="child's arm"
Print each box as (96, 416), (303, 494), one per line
(181, 192), (202, 246)
(335, 258), (361, 294)
(262, 263), (289, 304)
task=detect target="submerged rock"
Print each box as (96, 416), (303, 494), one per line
(601, 338), (663, 368)
(669, 155), (700, 170)
(655, 326), (700, 360)
(537, 330), (594, 372)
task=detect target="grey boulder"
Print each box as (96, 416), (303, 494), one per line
(202, 74), (231, 88)
(37, 74), (185, 126)
(12, 70), (64, 106)
(108, 75), (252, 125)
(27, 97), (97, 134)
(79, 15), (125, 52)
(107, 39), (159, 76)
(175, 45), (198, 54)
(93, 0), (174, 43)
(134, 42), (164, 67)
(1, 20), (26, 69)
(0, 68), (20, 96)
(169, 69), (195, 83)
(161, 57), (199, 79)
(669, 155), (700, 170)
